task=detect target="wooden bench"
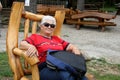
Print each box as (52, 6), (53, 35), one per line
(37, 4), (50, 15)
(37, 4), (65, 15)
(66, 11), (116, 31)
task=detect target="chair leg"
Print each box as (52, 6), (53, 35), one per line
(20, 76), (29, 80)
(101, 26), (105, 32)
(76, 25), (80, 30)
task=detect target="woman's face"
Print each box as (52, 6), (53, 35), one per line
(40, 20), (56, 35)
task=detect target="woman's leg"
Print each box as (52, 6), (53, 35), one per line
(38, 62), (61, 80)
(81, 76), (88, 80)
(40, 67), (61, 80)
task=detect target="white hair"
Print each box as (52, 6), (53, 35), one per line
(40, 15), (56, 25)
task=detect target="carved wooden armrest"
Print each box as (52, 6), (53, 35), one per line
(13, 48), (40, 80)
(13, 48), (39, 66)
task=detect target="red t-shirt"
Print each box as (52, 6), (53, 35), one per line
(25, 34), (69, 63)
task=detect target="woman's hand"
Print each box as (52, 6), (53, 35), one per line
(26, 45), (39, 57)
(19, 41), (38, 57)
(66, 44), (82, 55)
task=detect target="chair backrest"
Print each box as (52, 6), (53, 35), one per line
(6, 2), (65, 80)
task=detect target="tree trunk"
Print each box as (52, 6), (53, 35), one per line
(77, 0), (85, 11)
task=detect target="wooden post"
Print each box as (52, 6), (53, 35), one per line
(6, 2), (24, 80)
(53, 10), (65, 36)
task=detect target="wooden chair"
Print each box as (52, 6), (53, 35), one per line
(6, 2), (65, 80)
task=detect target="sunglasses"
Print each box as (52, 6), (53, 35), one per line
(43, 23), (55, 28)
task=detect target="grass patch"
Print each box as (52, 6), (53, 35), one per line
(87, 58), (120, 80)
(0, 52), (12, 79)
(0, 52), (120, 80)
(96, 74), (120, 80)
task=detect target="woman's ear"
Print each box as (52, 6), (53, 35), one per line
(40, 25), (44, 30)
(38, 23), (42, 28)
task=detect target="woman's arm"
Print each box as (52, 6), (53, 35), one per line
(19, 41), (38, 57)
(66, 44), (91, 60)
(66, 44), (82, 55)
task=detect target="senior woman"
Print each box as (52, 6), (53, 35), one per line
(20, 15), (87, 80)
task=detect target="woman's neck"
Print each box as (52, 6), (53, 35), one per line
(39, 32), (52, 39)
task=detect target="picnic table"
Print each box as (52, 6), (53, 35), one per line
(66, 11), (116, 31)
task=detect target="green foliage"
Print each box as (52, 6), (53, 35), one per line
(93, 71), (120, 80)
(100, 6), (117, 12)
(97, 74), (120, 80)
(89, 70), (120, 80)
(0, 52), (12, 78)
(87, 58), (120, 80)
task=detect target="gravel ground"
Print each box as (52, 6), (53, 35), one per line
(61, 15), (120, 64)
(0, 15), (120, 64)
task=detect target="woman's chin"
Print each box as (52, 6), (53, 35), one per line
(45, 32), (52, 35)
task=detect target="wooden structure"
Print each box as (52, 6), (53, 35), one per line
(6, 2), (65, 80)
(37, 4), (81, 22)
(37, 4), (65, 15)
(66, 11), (116, 31)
